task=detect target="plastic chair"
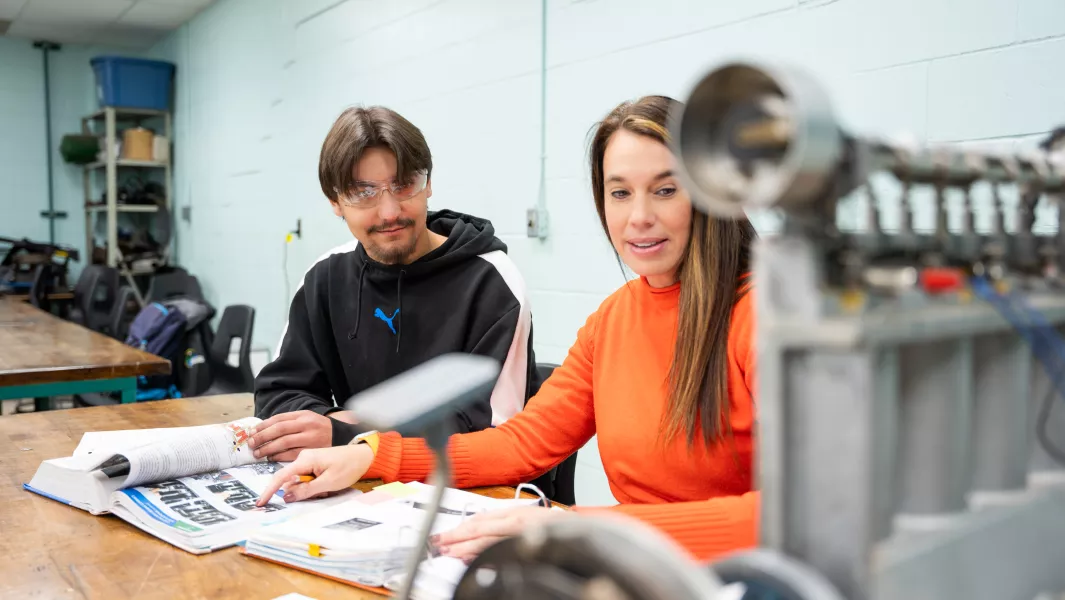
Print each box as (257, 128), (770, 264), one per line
(108, 286), (139, 340)
(526, 363), (579, 506)
(74, 287), (138, 407)
(29, 263), (53, 312)
(202, 305), (256, 395)
(69, 265), (121, 333)
(147, 267), (205, 303)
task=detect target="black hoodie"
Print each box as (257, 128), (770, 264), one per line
(254, 210), (537, 444)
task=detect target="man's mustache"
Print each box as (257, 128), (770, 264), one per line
(368, 218), (416, 234)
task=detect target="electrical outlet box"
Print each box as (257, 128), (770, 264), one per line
(181, 206), (191, 222)
(526, 207), (549, 239)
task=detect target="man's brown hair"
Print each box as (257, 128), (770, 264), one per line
(318, 106), (433, 201)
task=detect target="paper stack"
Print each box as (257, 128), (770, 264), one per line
(244, 481), (539, 593)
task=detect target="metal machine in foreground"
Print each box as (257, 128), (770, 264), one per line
(454, 60), (1065, 600)
(672, 59), (1065, 600)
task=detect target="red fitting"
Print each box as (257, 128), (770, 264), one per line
(920, 268), (965, 294)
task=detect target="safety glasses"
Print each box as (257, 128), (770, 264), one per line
(334, 171), (428, 208)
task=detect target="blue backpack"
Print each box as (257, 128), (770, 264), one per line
(126, 302), (187, 400)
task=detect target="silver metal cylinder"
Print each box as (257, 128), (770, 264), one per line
(970, 334), (1032, 493)
(670, 60), (844, 217)
(895, 339), (974, 515)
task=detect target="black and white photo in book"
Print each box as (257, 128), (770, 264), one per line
(141, 480), (237, 527)
(324, 517), (382, 532)
(206, 479), (285, 513)
(245, 462), (285, 476)
(188, 470), (235, 482)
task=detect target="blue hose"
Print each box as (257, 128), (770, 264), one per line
(971, 276), (1065, 464)
(970, 277), (1065, 393)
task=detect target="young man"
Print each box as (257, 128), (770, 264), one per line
(250, 106), (536, 462)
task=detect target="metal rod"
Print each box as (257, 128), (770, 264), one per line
(864, 139), (1065, 194)
(395, 450), (449, 600)
(538, 0), (547, 203)
(106, 108), (118, 267)
(43, 46), (53, 244)
(33, 40), (60, 244)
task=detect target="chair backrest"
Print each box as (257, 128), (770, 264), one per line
(531, 363), (560, 400)
(108, 286), (139, 340)
(70, 266), (100, 312)
(207, 305), (256, 394)
(72, 265), (121, 331)
(29, 263), (52, 311)
(525, 362), (578, 505)
(147, 268), (205, 303)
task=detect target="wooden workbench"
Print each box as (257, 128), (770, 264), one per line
(0, 297), (169, 403)
(0, 394), (528, 599)
(5, 290), (76, 302)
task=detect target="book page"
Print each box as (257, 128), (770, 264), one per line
(254, 495), (468, 553)
(118, 417), (262, 487)
(112, 462), (357, 549)
(395, 556), (468, 600)
(74, 425), (215, 457)
(116, 462), (291, 536)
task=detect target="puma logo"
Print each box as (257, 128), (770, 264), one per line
(373, 308), (400, 335)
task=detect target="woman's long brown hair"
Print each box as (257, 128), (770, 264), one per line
(589, 95), (756, 447)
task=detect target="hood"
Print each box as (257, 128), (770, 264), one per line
(353, 209), (506, 280)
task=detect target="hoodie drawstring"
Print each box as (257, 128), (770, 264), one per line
(347, 266), (367, 340)
(395, 270), (405, 353)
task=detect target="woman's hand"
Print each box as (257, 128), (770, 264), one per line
(256, 444), (375, 506)
(431, 505), (567, 563)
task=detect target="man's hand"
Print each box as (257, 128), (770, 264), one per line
(256, 444), (375, 506)
(247, 410), (335, 461)
(430, 506), (567, 563)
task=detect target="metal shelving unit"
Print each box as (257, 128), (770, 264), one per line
(85, 158), (168, 170)
(81, 106), (172, 303)
(84, 204), (160, 214)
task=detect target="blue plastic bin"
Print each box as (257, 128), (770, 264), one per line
(91, 56), (175, 111)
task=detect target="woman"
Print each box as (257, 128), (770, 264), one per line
(254, 95), (760, 563)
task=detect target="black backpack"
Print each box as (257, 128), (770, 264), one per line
(126, 302), (187, 400)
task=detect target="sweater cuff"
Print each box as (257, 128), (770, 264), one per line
(364, 432), (437, 483)
(445, 437), (479, 486)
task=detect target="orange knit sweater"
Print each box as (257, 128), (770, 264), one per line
(365, 276), (759, 561)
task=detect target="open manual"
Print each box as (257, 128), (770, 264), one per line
(24, 417), (358, 554)
(244, 481), (541, 597)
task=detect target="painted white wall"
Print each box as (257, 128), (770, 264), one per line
(0, 37), (50, 244)
(0, 37), (135, 267)
(150, 0), (1065, 505)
